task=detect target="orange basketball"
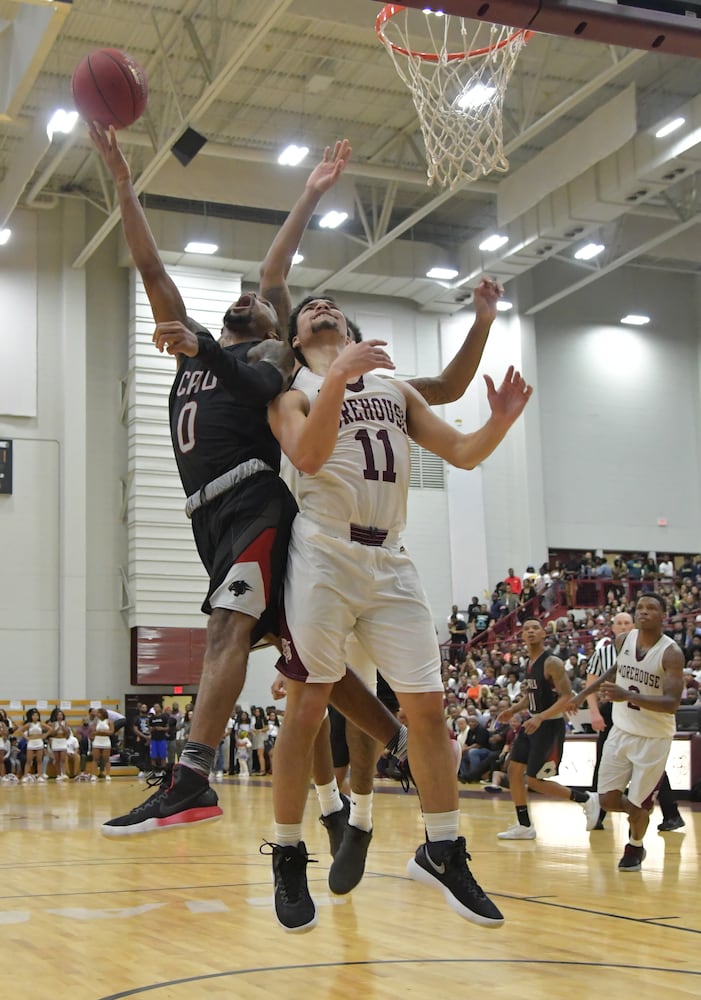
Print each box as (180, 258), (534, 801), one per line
(71, 48), (148, 129)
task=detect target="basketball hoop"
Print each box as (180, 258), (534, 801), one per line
(376, 5), (532, 188)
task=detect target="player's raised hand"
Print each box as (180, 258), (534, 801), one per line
(330, 339), (395, 382)
(306, 139), (352, 196)
(473, 276), (503, 324)
(153, 321), (200, 357)
(484, 366), (532, 426)
(88, 122), (131, 184)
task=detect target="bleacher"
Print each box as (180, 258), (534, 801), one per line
(1, 699), (137, 778)
(1, 699), (121, 733)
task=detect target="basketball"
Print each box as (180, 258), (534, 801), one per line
(71, 48), (148, 129)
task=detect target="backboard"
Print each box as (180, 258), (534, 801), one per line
(382, 1), (701, 57)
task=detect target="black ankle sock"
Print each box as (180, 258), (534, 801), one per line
(179, 742), (215, 780)
(516, 805), (531, 827)
(570, 789), (588, 804)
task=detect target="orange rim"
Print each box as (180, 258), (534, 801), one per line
(375, 4), (533, 62)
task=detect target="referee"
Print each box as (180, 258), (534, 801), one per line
(586, 612), (634, 828)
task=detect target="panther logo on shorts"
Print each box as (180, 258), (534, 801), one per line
(280, 637), (292, 662)
(228, 579), (253, 596)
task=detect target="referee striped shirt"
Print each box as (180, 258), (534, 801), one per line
(587, 636), (616, 678)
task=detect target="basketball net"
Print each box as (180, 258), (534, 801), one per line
(376, 5), (531, 189)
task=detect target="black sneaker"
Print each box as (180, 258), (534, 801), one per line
(101, 765), (222, 837)
(618, 843), (647, 871)
(657, 815), (685, 831)
(407, 837), (504, 927)
(262, 841), (317, 932)
(319, 794), (350, 856)
(328, 824), (373, 895)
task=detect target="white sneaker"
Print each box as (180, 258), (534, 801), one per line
(90, 774), (97, 782)
(105, 775), (112, 782)
(22, 774), (34, 784)
(37, 775), (47, 784)
(215, 771), (223, 783)
(137, 771), (145, 780)
(5, 774), (18, 784)
(497, 823), (536, 840)
(583, 792), (600, 831)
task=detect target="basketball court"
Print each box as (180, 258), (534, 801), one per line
(1, 777), (699, 997)
(2, 1), (701, 994)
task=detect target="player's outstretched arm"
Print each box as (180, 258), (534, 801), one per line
(408, 277), (502, 405)
(404, 365), (532, 470)
(259, 139), (351, 335)
(89, 123), (186, 325)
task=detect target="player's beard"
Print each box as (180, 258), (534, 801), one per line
(223, 307), (253, 330)
(310, 315), (339, 333)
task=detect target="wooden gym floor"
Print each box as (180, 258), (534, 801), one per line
(0, 776), (699, 999)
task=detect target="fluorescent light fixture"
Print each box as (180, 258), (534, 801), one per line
(574, 242), (604, 261)
(457, 82), (496, 110)
(655, 117), (685, 139)
(496, 300), (513, 312)
(318, 210), (348, 229)
(621, 314), (650, 326)
(0, 229), (10, 246)
(292, 252), (304, 265)
(423, 8), (445, 14)
(278, 144), (309, 166)
(46, 109), (79, 141)
(479, 234), (508, 253)
(184, 241), (218, 255)
(426, 266), (459, 280)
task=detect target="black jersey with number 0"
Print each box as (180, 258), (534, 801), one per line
(168, 331), (283, 497)
(522, 652), (560, 715)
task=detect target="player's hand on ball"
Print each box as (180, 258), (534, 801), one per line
(153, 321), (200, 357)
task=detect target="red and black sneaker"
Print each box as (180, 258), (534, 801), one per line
(101, 765), (222, 837)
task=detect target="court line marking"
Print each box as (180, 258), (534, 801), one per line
(96, 958), (701, 1000)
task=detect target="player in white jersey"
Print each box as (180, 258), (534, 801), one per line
(264, 294), (531, 932)
(572, 593), (684, 871)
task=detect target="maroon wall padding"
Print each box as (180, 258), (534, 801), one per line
(131, 626), (207, 685)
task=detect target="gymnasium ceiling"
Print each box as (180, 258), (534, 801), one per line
(2, 0), (701, 315)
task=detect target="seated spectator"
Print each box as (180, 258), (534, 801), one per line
(482, 714), (523, 792)
(458, 715), (494, 784)
(505, 669), (521, 702)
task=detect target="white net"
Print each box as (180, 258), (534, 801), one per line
(376, 7), (529, 189)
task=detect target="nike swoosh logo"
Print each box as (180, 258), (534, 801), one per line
(424, 849), (445, 875)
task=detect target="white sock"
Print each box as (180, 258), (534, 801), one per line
(274, 823), (303, 847)
(349, 791), (373, 832)
(424, 809), (460, 844)
(315, 779), (343, 817)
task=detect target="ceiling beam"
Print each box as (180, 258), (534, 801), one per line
(73, 0), (297, 268)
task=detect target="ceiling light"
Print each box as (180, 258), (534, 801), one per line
(278, 144), (309, 167)
(574, 242), (605, 261)
(319, 211), (348, 229)
(46, 109), (79, 141)
(479, 234), (508, 253)
(457, 82), (496, 110)
(655, 117), (685, 139)
(0, 229), (10, 246)
(292, 252), (304, 265)
(427, 267), (458, 280)
(621, 314), (650, 326)
(184, 241), (218, 255)
(496, 300), (513, 312)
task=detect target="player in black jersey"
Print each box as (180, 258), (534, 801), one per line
(495, 618), (600, 840)
(91, 126), (418, 838)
